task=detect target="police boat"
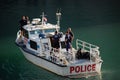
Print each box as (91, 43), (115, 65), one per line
(15, 12), (103, 78)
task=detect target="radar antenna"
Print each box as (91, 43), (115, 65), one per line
(56, 9), (61, 26)
(41, 12), (47, 25)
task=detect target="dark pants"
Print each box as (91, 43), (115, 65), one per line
(66, 42), (71, 51)
(53, 42), (60, 49)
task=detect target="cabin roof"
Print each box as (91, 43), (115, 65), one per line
(23, 23), (60, 31)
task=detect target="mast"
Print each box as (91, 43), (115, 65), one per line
(56, 10), (61, 27)
(41, 12), (45, 25)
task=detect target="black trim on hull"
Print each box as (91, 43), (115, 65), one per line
(15, 42), (67, 67)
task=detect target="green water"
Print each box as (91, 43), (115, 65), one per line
(0, 0), (120, 80)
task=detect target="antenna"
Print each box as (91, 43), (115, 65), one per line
(56, 9), (61, 26)
(41, 12), (47, 25)
(41, 12), (45, 25)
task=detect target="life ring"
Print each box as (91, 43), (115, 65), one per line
(17, 30), (21, 39)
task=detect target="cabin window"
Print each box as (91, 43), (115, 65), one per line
(30, 40), (37, 50)
(44, 29), (56, 33)
(30, 30), (42, 35)
(23, 29), (29, 38)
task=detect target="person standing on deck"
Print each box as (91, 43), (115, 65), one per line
(19, 16), (27, 36)
(65, 28), (74, 53)
(19, 16), (27, 30)
(67, 28), (74, 42)
(52, 31), (60, 52)
(25, 16), (30, 24)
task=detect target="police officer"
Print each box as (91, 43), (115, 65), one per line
(52, 31), (60, 52)
(65, 28), (74, 53)
(19, 16), (27, 30)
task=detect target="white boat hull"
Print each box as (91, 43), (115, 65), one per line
(19, 47), (102, 78)
(16, 12), (103, 78)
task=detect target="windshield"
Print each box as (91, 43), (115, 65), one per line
(30, 30), (42, 35)
(44, 29), (56, 33)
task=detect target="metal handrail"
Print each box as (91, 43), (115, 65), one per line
(76, 39), (99, 51)
(76, 39), (100, 61)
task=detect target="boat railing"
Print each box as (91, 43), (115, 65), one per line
(76, 39), (99, 50)
(76, 39), (100, 61)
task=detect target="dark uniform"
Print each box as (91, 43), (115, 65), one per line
(53, 32), (60, 49)
(69, 31), (74, 41)
(19, 16), (27, 31)
(65, 32), (72, 51)
(65, 28), (74, 52)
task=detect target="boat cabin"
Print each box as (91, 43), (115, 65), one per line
(21, 18), (67, 58)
